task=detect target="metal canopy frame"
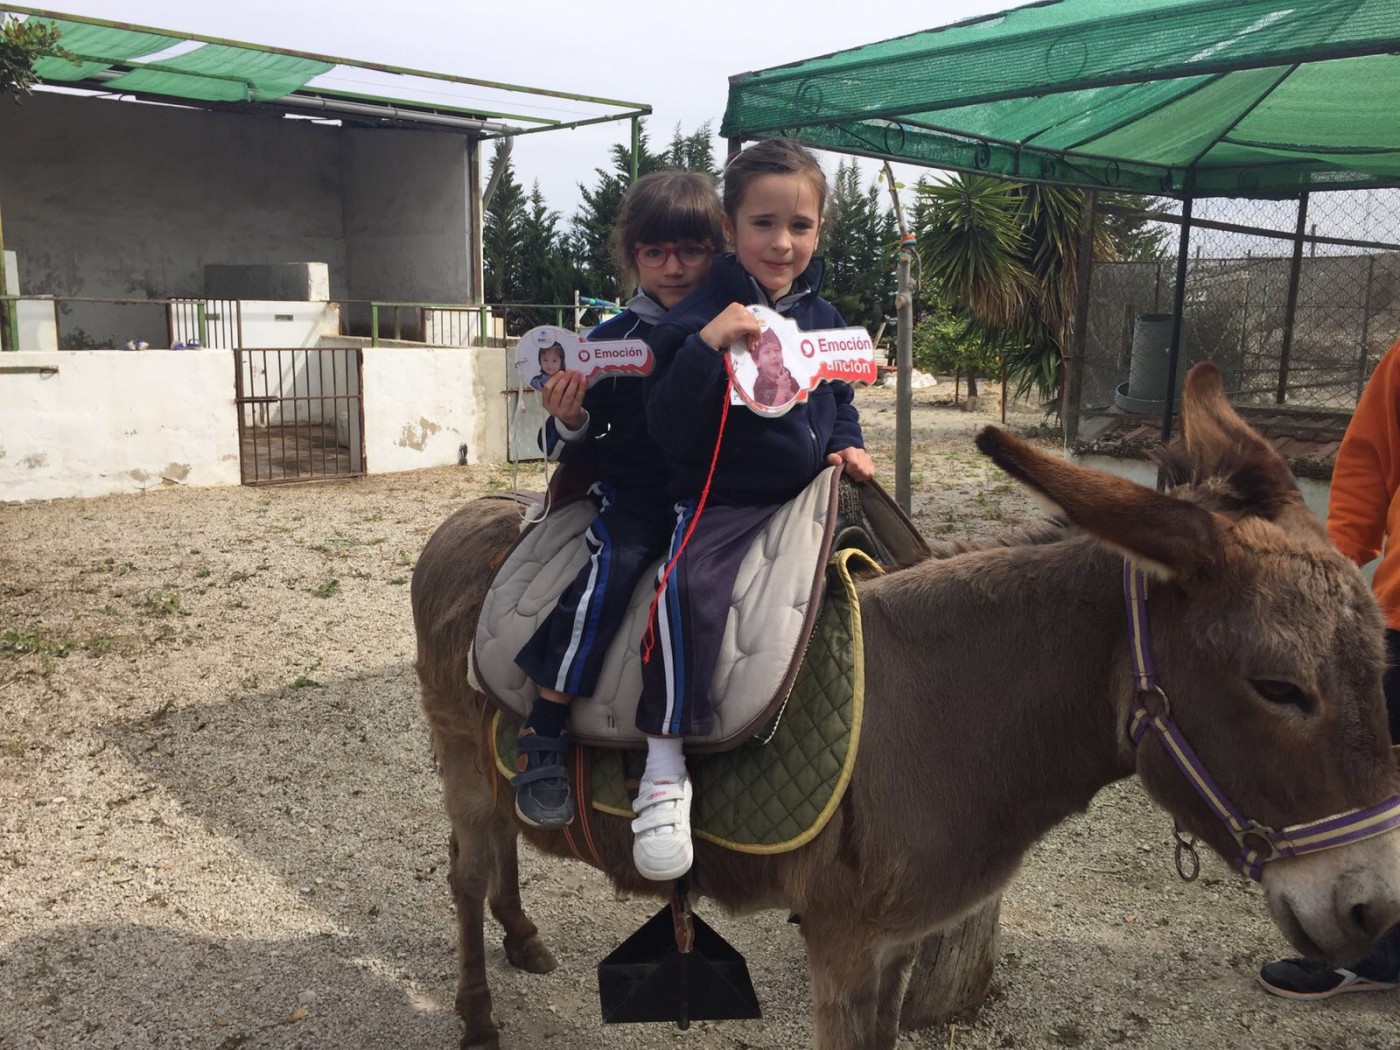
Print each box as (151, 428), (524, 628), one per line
(720, 0), (1400, 506)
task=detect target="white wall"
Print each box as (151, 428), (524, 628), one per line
(0, 351), (239, 502)
(361, 347), (479, 473)
(2, 333), (516, 503)
(239, 302), (342, 351)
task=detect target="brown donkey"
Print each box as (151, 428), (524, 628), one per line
(412, 363), (1400, 1050)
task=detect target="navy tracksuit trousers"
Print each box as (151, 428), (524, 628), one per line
(514, 483), (673, 698)
(637, 500), (781, 737)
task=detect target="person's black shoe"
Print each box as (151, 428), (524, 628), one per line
(1258, 955), (1400, 1001)
(510, 729), (573, 829)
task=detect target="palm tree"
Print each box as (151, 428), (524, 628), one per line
(916, 173), (1111, 404)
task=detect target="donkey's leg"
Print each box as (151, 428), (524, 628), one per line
(446, 827), (500, 1050)
(435, 721), (521, 1050)
(801, 915), (885, 1050)
(487, 823), (557, 974)
(871, 941), (917, 1050)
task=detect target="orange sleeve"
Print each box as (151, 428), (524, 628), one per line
(1327, 337), (1400, 566)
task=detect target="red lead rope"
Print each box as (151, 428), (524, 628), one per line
(641, 378), (733, 664)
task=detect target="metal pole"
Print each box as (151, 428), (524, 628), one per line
(1276, 193), (1309, 405)
(1358, 255), (1376, 401)
(0, 193), (12, 353)
(896, 252), (913, 513)
(1061, 190), (1096, 450)
(370, 303), (380, 347)
(467, 139), (485, 306)
(1159, 185), (1194, 446)
(630, 116), (640, 183)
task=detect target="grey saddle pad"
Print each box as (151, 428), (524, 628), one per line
(473, 466), (841, 751)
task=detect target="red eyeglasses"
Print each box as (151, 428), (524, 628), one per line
(633, 242), (713, 269)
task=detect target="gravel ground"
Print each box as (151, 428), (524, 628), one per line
(3, 384), (1398, 1050)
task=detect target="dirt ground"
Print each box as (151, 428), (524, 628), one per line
(3, 384), (1397, 1050)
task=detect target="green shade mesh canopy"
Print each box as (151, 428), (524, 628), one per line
(721, 0), (1400, 198)
(6, 8), (649, 137)
(30, 20), (330, 101)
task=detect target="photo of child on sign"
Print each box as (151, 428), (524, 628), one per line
(751, 327), (802, 409)
(529, 341), (566, 391)
(513, 325), (654, 391)
(726, 306), (878, 417)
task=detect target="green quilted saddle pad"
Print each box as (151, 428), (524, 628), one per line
(493, 547), (876, 854)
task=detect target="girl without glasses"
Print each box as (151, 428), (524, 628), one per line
(631, 139), (875, 881)
(509, 170), (724, 831)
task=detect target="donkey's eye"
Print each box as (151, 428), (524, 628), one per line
(1250, 679), (1312, 711)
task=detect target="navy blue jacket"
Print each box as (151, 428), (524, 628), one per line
(541, 298), (668, 489)
(644, 254), (864, 505)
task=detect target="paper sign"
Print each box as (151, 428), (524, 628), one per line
(726, 306), (878, 416)
(513, 325), (653, 390)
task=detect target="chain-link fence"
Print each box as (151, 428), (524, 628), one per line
(1080, 189), (1400, 419)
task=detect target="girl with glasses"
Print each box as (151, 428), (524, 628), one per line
(509, 170), (724, 831)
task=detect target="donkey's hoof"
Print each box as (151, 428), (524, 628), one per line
(460, 1027), (500, 1050)
(505, 935), (558, 974)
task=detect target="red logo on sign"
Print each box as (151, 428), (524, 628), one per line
(577, 349), (591, 363)
(800, 339), (816, 358)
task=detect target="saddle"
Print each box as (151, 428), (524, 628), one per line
(472, 467), (927, 752)
(492, 547), (880, 852)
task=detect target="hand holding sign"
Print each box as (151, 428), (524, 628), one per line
(513, 325), (653, 391)
(725, 306), (878, 417)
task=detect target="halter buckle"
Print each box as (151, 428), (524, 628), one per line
(1236, 825), (1282, 863)
(1137, 684), (1171, 719)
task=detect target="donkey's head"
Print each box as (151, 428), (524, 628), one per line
(977, 363), (1400, 964)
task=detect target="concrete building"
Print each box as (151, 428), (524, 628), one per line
(0, 8), (649, 501)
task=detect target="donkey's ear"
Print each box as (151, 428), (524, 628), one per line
(1165, 362), (1310, 526)
(976, 427), (1223, 583)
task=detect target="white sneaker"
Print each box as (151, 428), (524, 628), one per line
(630, 774), (693, 880)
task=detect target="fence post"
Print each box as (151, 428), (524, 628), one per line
(1159, 184), (1194, 447)
(1276, 193), (1309, 405)
(196, 301), (208, 347)
(1358, 255), (1376, 401)
(895, 251), (912, 513)
(370, 303), (380, 348)
(1061, 191), (1096, 449)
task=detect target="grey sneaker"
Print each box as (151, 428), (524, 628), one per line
(510, 729), (573, 829)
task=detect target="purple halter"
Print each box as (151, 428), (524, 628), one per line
(1124, 562), (1400, 881)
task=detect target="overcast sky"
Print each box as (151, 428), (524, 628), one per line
(43, 0), (1019, 217)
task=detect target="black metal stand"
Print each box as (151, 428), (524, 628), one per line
(597, 877), (761, 1028)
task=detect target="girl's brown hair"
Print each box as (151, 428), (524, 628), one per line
(721, 138), (828, 220)
(611, 170), (725, 286)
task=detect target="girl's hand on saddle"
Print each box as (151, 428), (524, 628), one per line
(699, 303), (762, 354)
(541, 370), (588, 429)
(828, 447), (876, 482)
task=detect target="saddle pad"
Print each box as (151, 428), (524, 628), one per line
(474, 466), (841, 751)
(493, 548), (878, 854)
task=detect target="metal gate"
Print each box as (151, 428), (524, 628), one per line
(234, 347), (365, 485)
